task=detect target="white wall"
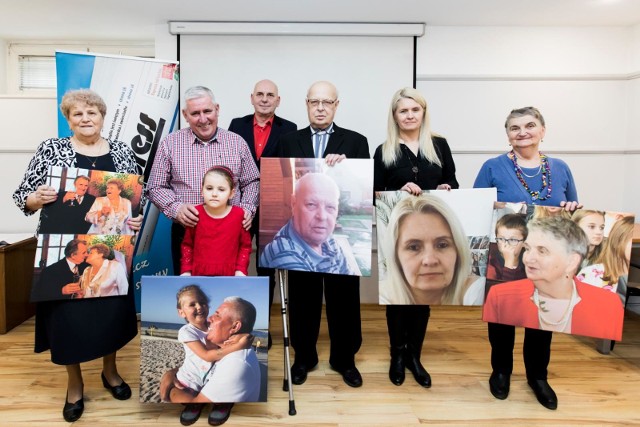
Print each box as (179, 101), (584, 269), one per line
(417, 26), (631, 75)
(416, 26), (638, 216)
(0, 39), (7, 93)
(2, 95), (57, 234)
(625, 24), (640, 218)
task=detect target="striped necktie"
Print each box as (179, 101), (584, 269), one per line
(313, 129), (328, 158)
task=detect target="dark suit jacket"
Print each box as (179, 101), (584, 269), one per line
(31, 258), (89, 302)
(40, 191), (96, 234)
(229, 114), (297, 236)
(276, 124), (370, 159)
(228, 114), (298, 166)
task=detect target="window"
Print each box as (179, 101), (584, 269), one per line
(7, 41), (154, 94)
(19, 56), (57, 90)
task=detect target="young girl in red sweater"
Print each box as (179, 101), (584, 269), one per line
(181, 166), (252, 277)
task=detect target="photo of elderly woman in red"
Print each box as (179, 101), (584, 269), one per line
(483, 216), (624, 342)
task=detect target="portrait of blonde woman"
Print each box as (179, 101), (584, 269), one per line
(379, 193), (484, 306)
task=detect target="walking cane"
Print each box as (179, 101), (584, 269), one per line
(277, 268), (297, 415)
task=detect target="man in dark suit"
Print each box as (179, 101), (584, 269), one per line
(275, 81), (370, 388)
(40, 175), (96, 234)
(31, 239), (89, 302)
(229, 79), (297, 350)
(229, 79), (297, 166)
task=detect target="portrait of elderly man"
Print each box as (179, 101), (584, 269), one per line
(160, 296), (261, 407)
(260, 172), (357, 275)
(40, 175), (96, 234)
(31, 238), (89, 302)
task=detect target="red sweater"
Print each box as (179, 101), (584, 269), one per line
(181, 205), (252, 276)
(483, 278), (624, 341)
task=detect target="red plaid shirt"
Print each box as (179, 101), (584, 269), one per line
(147, 127), (260, 220)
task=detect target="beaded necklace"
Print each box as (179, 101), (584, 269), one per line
(508, 150), (552, 201)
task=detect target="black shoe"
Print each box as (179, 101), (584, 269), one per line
(528, 379), (558, 410)
(63, 394), (84, 423)
(268, 332), (272, 350)
(404, 352), (431, 388)
(208, 403), (234, 426)
(101, 372), (132, 400)
(489, 372), (510, 400)
(180, 403), (205, 426)
(389, 352), (405, 386)
(291, 363), (309, 385)
(333, 366), (363, 388)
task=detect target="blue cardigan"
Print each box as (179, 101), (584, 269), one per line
(473, 153), (578, 205)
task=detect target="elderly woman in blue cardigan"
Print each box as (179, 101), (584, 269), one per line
(474, 106), (579, 411)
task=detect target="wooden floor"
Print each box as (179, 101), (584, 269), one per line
(1, 304), (640, 426)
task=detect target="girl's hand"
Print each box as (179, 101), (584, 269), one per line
(180, 272), (192, 276)
(234, 270), (246, 276)
(224, 333), (254, 349)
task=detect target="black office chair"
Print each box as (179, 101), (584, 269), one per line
(626, 251), (640, 309)
(626, 281), (640, 309)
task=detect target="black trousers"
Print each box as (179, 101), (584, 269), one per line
(287, 270), (362, 371)
(171, 222), (186, 274)
(386, 305), (430, 354)
(488, 322), (552, 381)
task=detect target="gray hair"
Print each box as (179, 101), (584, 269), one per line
(505, 106), (546, 129)
(223, 296), (256, 333)
(183, 86), (216, 104)
(64, 239), (87, 258)
(381, 193), (470, 305)
(527, 216), (588, 265)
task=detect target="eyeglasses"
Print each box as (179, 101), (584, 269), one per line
(306, 99), (337, 108)
(495, 237), (524, 246)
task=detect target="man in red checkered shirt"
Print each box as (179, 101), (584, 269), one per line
(147, 85), (260, 274)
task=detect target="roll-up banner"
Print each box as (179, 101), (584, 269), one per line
(56, 51), (180, 311)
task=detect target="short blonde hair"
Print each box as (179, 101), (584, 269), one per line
(60, 89), (107, 119)
(106, 178), (125, 192)
(88, 243), (114, 260)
